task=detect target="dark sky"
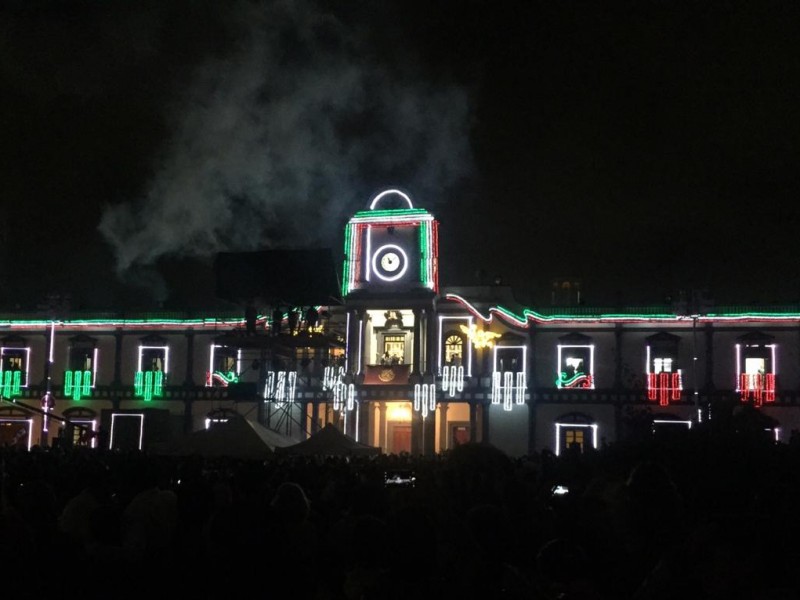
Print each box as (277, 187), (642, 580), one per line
(2, 0), (799, 310)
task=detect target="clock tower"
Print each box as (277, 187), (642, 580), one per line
(341, 189), (439, 298)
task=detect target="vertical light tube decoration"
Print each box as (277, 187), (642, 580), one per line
(414, 383), (436, 417)
(737, 343), (777, 406)
(442, 365), (464, 397)
(136, 346), (167, 401)
(92, 347), (98, 389)
(491, 345), (527, 410)
(207, 344), (216, 386)
(264, 371), (297, 404)
(0, 347), (30, 399)
(345, 312), (351, 373)
(357, 318), (363, 375)
(365, 225), (373, 282)
(735, 343), (741, 392)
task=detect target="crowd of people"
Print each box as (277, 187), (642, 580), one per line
(1, 420), (799, 599)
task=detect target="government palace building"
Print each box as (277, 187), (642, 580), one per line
(1, 189), (797, 456)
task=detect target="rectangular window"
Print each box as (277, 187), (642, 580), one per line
(64, 346), (97, 400)
(653, 358), (673, 373)
(492, 345), (527, 410)
(136, 346), (168, 401)
(555, 422), (598, 455)
(737, 343), (776, 405)
(207, 345), (240, 387)
(565, 429), (584, 450)
(383, 335), (405, 364)
(556, 345), (594, 389)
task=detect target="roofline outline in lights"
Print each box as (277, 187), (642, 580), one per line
(0, 316), (264, 330)
(444, 294), (800, 326)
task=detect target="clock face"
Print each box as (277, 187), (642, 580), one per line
(372, 244), (408, 282)
(381, 252), (401, 272)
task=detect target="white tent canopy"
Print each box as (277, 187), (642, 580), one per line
(171, 414), (295, 460)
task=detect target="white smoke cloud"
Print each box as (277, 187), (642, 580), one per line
(98, 0), (474, 275)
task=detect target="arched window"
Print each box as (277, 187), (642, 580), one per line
(445, 334), (463, 366)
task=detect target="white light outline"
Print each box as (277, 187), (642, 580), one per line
(736, 342), (778, 393)
(371, 244), (409, 282)
(137, 345), (170, 374)
(369, 188), (414, 210)
(492, 345), (528, 373)
(72, 418), (98, 448)
(63, 345), (99, 393)
(556, 344), (595, 389)
(92, 348), (98, 389)
(357, 318), (363, 375)
(554, 422), (598, 456)
(365, 225), (373, 281)
(205, 417), (230, 429)
(345, 312), (351, 373)
(207, 344), (242, 387)
(652, 419), (693, 431)
(109, 413), (145, 450)
(0, 418), (34, 450)
(0, 346), (31, 388)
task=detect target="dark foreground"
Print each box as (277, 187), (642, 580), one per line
(2, 425), (798, 600)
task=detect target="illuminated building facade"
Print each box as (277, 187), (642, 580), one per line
(2, 189), (799, 455)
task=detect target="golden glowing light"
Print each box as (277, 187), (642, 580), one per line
(386, 402), (412, 421)
(460, 324), (501, 349)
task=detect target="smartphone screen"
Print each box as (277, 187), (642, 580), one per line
(384, 470), (416, 488)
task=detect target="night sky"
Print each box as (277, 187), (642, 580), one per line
(2, 0), (799, 310)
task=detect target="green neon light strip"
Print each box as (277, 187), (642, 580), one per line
(134, 370), (164, 402)
(0, 318), (251, 328)
(343, 222), (354, 296)
(1, 370), (21, 399)
(351, 208), (431, 219)
(418, 224), (426, 284)
(555, 372), (588, 388)
(64, 370), (92, 400)
(214, 371), (239, 384)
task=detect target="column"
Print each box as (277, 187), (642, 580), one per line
(412, 308), (422, 378)
(113, 329), (123, 387)
(426, 307), (437, 375)
(357, 399), (369, 443)
(183, 329), (195, 386)
(704, 323), (714, 391)
(438, 401), (449, 452)
(112, 329), (123, 412)
(703, 323), (715, 422)
(183, 398), (193, 435)
(527, 325), (537, 456)
(377, 401), (387, 450)
(469, 400), (478, 443)
(422, 413), (436, 456)
(613, 324), (623, 390)
(411, 406), (423, 455)
(481, 400), (490, 443)
(311, 400), (320, 434)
